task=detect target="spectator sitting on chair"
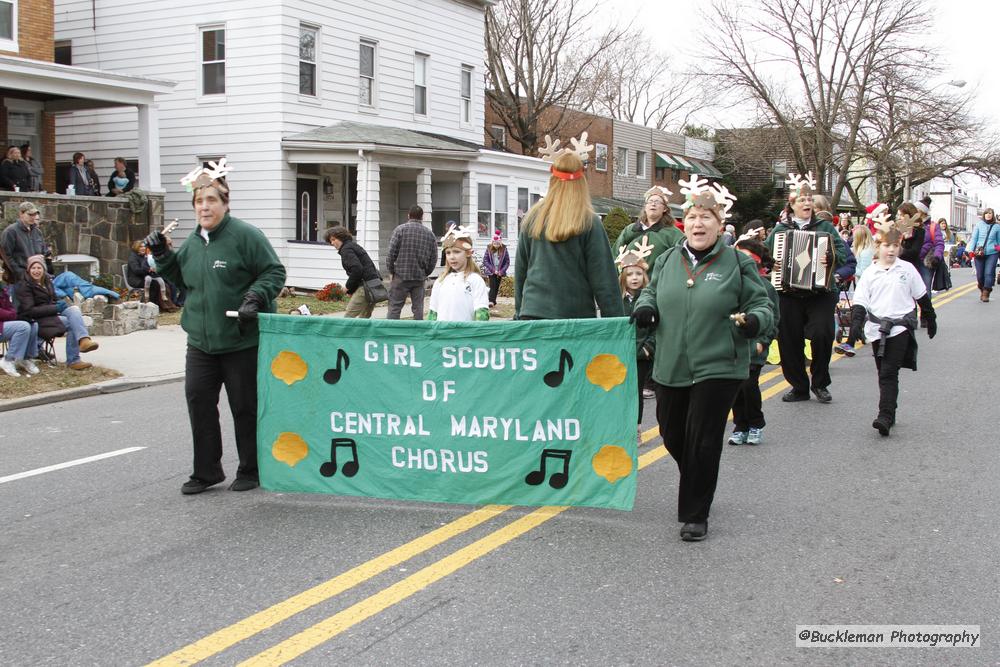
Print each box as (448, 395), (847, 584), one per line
(67, 152), (95, 195)
(0, 280), (40, 377)
(126, 240), (177, 312)
(15, 255), (99, 371)
(107, 157), (136, 196)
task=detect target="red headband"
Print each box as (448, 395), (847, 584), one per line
(550, 166), (584, 181)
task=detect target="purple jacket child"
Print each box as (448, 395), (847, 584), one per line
(920, 221), (945, 265)
(481, 242), (510, 277)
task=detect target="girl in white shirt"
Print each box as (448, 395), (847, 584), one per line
(427, 226), (490, 322)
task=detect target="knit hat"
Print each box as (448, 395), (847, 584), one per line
(19, 201), (39, 215)
(914, 201), (930, 216)
(25, 254), (46, 273)
(492, 229), (503, 244)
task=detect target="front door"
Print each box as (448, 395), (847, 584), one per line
(296, 177), (318, 242)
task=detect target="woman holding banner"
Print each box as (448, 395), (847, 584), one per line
(145, 160), (285, 495)
(631, 175), (774, 542)
(514, 133), (623, 320)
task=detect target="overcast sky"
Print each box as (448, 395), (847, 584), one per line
(598, 0), (1000, 207)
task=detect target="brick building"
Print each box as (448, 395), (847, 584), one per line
(715, 126), (828, 206)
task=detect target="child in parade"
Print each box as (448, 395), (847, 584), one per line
(616, 238), (655, 441)
(427, 225), (490, 322)
(729, 236), (779, 446)
(849, 216), (937, 436)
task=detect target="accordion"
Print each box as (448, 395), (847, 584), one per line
(770, 229), (835, 294)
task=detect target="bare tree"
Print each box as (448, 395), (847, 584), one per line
(485, 0), (628, 155)
(698, 0), (1000, 208)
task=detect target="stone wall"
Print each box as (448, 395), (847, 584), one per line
(0, 191), (164, 288)
(76, 294), (159, 336)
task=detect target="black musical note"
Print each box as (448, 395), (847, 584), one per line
(320, 438), (359, 478)
(323, 349), (350, 384)
(543, 349), (574, 387)
(524, 449), (572, 489)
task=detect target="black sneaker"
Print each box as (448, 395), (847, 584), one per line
(181, 478), (224, 495)
(781, 389), (810, 402)
(229, 478), (259, 492)
(872, 416), (892, 436)
(680, 521), (708, 541)
(811, 387), (833, 403)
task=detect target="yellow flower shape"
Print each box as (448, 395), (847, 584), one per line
(585, 354), (626, 391)
(591, 445), (633, 483)
(271, 350), (308, 386)
(272, 432), (309, 467)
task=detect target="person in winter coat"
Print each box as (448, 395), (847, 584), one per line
(15, 254), (98, 370)
(144, 162), (286, 495)
(1, 201), (46, 283)
(126, 240), (177, 312)
(0, 281), (40, 377)
(0, 146), (32, 192)
(515, 137), (623, 320)
(107, 157), (137, 196)
(967, 208), (1000, 302)
(481, 230), (510, 308)
(764, 173), (847, 404)
(613, 186), (684, 269)
(20, 144), (43, 192)
(325, 225), (381, 318)
(631, 176), (774, 542)
(617, 248), (655, 438)
(67, 152), (95, 195)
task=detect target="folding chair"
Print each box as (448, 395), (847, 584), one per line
(121, 264), (144, 301)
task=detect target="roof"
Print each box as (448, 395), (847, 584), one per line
(282, 121), (482, 155)
(654, 152), (723, 178)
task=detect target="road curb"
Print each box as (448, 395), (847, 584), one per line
(0, 373), (185, 413)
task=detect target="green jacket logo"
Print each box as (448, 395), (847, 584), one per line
(212, 260), (227, 269)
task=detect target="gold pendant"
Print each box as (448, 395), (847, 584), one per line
(686, 278), (695, 287)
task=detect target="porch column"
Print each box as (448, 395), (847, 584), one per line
(463, 171), (475, 231)
(417, 168), (433, 230)
(357, 154), (380, 257)
(137, 103), (163, 192)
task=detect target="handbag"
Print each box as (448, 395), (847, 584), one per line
(362, 277), (389, 303)
(975, 222), (996, 258)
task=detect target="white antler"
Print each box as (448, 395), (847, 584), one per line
(538, 135), (562, 162)
(712, 183), (738, 219)
(569, 131), (594, 160)
(872, 213), (894, 235)
(679, 173), (711, 198)
(632, 235), (655, 260)
(204, 157), (231, 181)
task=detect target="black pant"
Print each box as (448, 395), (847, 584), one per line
(488, 274), (502, 305)
(872, 333), (909, 423)
(655, 378), (743, 522)
(636, 358), (652, 424)
(732, 364), (765, 430)
(185, 345), (259, 483)
(777, 291), (838, 393)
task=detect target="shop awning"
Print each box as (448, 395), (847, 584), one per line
(655, 152), (683, 169)
(688, 158), (724, 178)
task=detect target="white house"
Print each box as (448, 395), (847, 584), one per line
(53, 0), (549, 288)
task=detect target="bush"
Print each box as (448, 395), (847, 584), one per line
(603, 207), (633, 245)
(315, 282), (347, 302)
(497, 275), (514, 298)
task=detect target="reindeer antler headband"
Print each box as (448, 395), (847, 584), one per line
(181, 158), (232, 193)
(539, 132), (594, 181)
(644, 185), (673, 203)
(872, 212), (912, 240)
(441, 224), (475, 251)
(679, 174), (737, 219)
(616, 234), (655, 271)
(785, 171), (817, 197)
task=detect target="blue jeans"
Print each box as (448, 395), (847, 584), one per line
(919, 263), (934, 293)
(58, 305), (90, 364)
(974, 253), (999, 290)
(2, 320), (38, 361)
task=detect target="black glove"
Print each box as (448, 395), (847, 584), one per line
(916, 293), (937, 339)
(849, 305), (867, 344)
(238, 291), (267, 324)
(925, 316), (937, 339)
(629, 306), (657, 328)
(143, 230), (168, 257)
(739, 313), (760, 338)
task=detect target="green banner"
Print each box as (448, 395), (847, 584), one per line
(257, 314), (638, 511)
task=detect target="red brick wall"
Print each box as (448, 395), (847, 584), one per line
(0, 0), (54, 60)
(42, 112), (55, 192)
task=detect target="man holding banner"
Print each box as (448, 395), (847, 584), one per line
(146, 160), (286, 495)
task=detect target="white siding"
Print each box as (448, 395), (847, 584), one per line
(612, 119), (653, 202)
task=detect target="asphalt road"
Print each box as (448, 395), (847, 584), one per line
(1, 271), (997, 666)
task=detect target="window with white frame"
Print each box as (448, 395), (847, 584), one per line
(595, 143), (608, 171)
(494, 185), (508, 237)
(517, 187), (529, 227)
(299, 24), (318, 97)
(635, 150), (647, 178)
(359, 40), (376, 106)
(488, 125), (506, 149)
(771, 159), (787, 189)
(616, 147), (628, 175)
(201, 26), (226, 95)
(477, 183), (508, 237)
(414, 53), (428, 115)
(0, 0), (16, 49)
(460, 65), (473, 124)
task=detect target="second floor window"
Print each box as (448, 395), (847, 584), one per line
(488, 125), (506, 149)
(595, 144), (608, 171)
(201, 27), (226, 95)
(414, 53), (428, 115)
(636, 151), (647, 178)
(299, 25), (317, 97)
(0, 0), (14, 44)
(616, 147), (628, 176)
(359, 40), (376, 106)
(460, 65), (473, 124)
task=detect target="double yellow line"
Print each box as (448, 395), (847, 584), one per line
(149, 281), (976, 666)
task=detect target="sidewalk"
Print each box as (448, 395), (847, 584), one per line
(0, 296), (513, 411)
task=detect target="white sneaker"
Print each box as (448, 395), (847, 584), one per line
(16, 359), (40, 376)
(0, 359), (21, 377)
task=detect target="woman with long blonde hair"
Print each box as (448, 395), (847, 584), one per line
(514, 140), (623, 319)
(852, 224), (875, 275)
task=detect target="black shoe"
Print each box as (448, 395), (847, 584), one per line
(229, 478), (259, 492)
(181, 477), (224, 495)
(781, 389), (810, 402)
(872, 416), (891, 436)
(680, 521), (708, 541)
(811, 387), (833, 403)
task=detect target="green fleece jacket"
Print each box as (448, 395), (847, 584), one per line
(514, 215), (624, 319)
(764, 218), (848, 293)
(156, 213), (286, 354)
(751, 279), (780, 366)
(635, 239), (774, 386)
(623, 292), (656, 360)
(612, 220), (684, 268)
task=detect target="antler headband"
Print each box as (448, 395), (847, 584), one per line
(616, 234), (655, 270)
(679, 174), (737, 218)
(181, 157), (232, 193)
(441, 223), (475, 250)
(785, 171), (817, 197)
(539, 132), (594, 181)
